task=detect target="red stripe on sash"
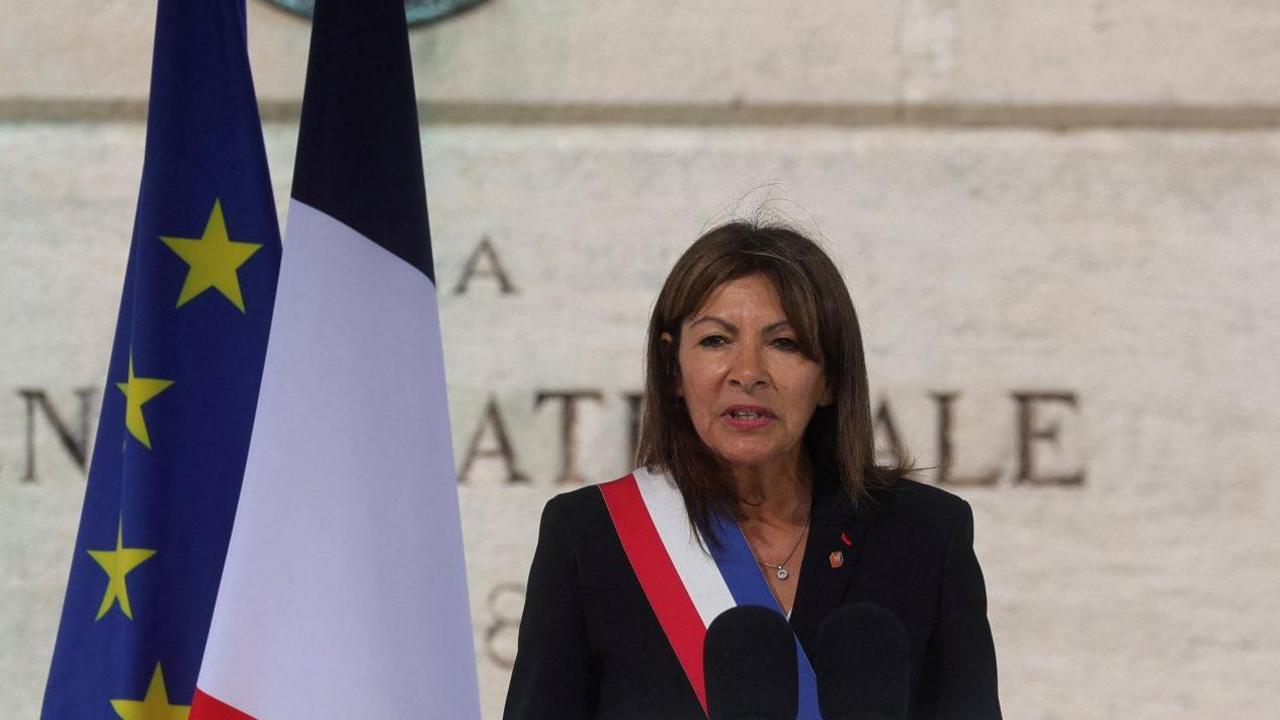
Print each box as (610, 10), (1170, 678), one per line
(599, 474), (709, 715)
(189, 689), (258, 720)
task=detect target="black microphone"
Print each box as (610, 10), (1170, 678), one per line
(815, 604), (910, 720)
(704, 605), (799, 720)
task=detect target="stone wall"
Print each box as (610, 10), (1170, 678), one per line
(2, 2), (1278, 718)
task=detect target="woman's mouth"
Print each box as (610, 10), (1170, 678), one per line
(721, 406), (774, 429)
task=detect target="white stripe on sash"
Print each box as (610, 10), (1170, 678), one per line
(633, 467), (738, 630)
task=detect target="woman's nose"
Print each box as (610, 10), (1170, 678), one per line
(727, 345), (768, 390)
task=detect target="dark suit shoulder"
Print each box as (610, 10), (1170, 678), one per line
(542, 481), (608, 521)
(872, 476), (971, 511)
(542, 475), (633, 524)
(538, 478), (625, 554)
(863, 477), (973, 544)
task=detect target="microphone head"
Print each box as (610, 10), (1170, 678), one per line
(815, 603), (910, 720)
(704, 605), (799, 720)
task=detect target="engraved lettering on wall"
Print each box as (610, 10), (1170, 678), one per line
(1012, 391), (1085, 486)
(15, 387), (97, 482)
(484, 582), (525, 669)
(535, 389), (604, 485)
(453, 237), (517, 295)
(459, 395), (529, 485)
(9, 385), (1085, 487)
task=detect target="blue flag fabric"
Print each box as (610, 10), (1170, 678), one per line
(41, 1), (279, 717)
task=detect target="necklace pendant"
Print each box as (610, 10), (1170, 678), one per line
(775, 567), (789, 581)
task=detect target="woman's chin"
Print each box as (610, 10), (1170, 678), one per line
(710, 443), (793, 472)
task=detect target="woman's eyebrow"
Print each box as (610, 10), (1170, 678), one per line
(762, 320), (793, 333)
(689, 316), (735, 332)
(688, 316), (792, 333)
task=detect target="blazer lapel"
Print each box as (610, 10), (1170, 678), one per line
(789, 480), (869, 656)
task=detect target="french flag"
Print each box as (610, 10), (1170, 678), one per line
(189, 0), (481, 717)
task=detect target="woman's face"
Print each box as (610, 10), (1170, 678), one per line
(674, 274), (831, 475)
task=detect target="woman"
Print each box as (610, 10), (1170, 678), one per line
(504, 222), (1001, 720)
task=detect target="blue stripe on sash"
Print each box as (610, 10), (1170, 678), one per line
(707, 512), (822, 720)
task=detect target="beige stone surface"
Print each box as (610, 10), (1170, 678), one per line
(4, 0), (1280, 110)
(0, 0), (902, 105)
(949, 0), (1280, 106)
(2, 122), (1279, 718)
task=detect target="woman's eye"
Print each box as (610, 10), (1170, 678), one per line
(697, 335), (729, 348)
(772, 337), (802, 352)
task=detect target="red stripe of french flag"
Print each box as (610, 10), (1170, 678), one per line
(191, 690), (255, 720)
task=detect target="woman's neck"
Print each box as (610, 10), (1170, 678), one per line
(731, 454), (813, 527)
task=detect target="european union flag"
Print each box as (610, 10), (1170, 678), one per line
(41, 1), (280, 717)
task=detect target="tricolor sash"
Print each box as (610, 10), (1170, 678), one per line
(599, 468), (822, 719)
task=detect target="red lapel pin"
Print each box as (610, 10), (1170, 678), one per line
(840, 531), (853, 547)
(829, 551), (844, 569)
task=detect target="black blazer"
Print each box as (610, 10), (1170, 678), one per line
(504, 475), (1002, 720)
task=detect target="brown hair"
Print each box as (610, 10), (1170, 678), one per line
(635, 221), (910, 540)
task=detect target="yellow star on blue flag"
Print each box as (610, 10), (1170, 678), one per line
(86, 517), (156, 621)
(115, 353), (172, 448)
(161, 199), (263, 312)
(115, 355), (173, 450)
(110, 664), (190, 720)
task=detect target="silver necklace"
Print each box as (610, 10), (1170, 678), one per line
(749, 516), (810, 581)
